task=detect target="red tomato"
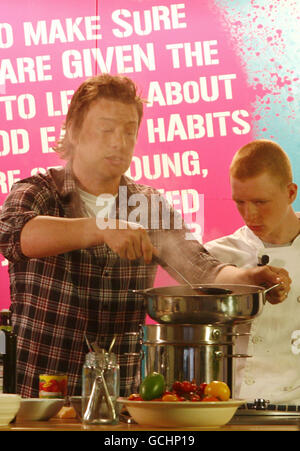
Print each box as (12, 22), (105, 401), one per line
(190, 382), (197, 392)
(197, 383), (207, 395)
(172, 381), (183, 393)
(181, 381), (193, 393)
(190, 394), (201, 402)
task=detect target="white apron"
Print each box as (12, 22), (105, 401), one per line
(205, 227), (300, 404)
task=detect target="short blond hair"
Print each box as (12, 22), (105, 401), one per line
(230, 139), (293, 186)
(54, 74), (146, 160)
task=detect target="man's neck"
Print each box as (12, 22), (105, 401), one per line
(72, 166), (121, 196)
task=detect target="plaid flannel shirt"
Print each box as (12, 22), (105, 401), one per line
(0, 165), (224, 397)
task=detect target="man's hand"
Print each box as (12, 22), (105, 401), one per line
(97, 218), (156, 263)
(215, 264), (291, 305)
(20, 216), (157, 262)
(251, 265), (291, 304)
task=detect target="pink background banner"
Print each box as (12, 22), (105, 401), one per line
(0, 0), (299, 309)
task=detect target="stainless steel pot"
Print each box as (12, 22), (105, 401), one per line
(141, 324), (247, 397)
(134, 284), (277, 325)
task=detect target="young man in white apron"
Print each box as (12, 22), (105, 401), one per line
(205, 139), (300, 404)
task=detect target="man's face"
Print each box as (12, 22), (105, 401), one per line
(231, 172), (296, 243)
(71, 97), (139, 181)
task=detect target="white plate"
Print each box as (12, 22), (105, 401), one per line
(117, 398), (245, 428)
(16, 398), (65, 421)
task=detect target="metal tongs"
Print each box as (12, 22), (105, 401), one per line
(83, 370), (117, 424)
(152, 255), (233, 295)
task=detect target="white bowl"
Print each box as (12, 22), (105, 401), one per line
(16, 398), (65, 421)
(117, 398), (245, 428)
(0, 394), (22, 426)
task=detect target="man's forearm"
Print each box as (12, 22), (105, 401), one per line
(214, 265), (253, 285)
(20, 216), (101, 257)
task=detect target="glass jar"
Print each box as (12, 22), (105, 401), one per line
(82, 352), (120, 425)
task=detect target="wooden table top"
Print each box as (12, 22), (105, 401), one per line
(3, 417), (300, 431)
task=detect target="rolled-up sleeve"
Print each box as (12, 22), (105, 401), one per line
(0, 183), (46, 262)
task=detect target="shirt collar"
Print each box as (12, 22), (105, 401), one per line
(60, 162), (78, 197)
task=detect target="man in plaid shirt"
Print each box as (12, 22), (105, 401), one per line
(0, 74), (290, 398)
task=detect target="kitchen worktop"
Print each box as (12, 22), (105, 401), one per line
(2, 417), (300, 431)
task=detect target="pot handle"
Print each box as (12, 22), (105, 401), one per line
(263, 283), (280, 294)
(262, 283), (281, 304)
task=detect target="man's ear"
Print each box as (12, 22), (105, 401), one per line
(287, 182), (298, 204)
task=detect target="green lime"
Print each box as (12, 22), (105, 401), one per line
(139, 372), (165, 400)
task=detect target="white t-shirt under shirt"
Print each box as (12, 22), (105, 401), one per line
(78, 188), (117, 218)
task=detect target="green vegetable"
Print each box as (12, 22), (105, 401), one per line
(139, 372), (165, 400)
